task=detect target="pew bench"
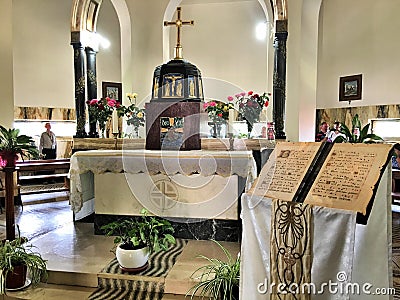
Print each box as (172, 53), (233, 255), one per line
(16, 159), (70, 195)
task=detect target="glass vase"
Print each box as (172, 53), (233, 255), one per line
(98, 122), (106, 138)
(132, 126), (140, 138)
(209, 122), (224, 138)
(246, 120), (253, 139)
(100, 128), (106, 138)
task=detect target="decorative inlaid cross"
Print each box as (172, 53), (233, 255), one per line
(164, 7), (194, 59)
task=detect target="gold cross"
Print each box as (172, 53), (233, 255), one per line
(164, 7), (194, 59)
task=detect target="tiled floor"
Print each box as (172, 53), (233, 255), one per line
(0, 193), (240, 299)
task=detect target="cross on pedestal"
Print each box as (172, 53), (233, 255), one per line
(164, 7), (194, 59)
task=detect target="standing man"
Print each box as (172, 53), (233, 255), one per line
(39, 123), (57, 159)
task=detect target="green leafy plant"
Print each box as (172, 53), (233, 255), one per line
(334, 114), (383, 143)
(0, 125), (39, 163)
(187, 240), (240, 300)
(101, 208), (176, 253)
(0, 236), (47, 294)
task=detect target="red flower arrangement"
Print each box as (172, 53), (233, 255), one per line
(87, 97), (121, 135)
(231, 91), (269, 123)
(228, 91), (270, 137)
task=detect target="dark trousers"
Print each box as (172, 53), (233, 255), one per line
(42, 148), (57, 160)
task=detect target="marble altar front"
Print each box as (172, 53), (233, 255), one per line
(70, 149), (257, 241)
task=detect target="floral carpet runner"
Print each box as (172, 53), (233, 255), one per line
(270, 199), (312, 300)
(88, 239), (187, 300)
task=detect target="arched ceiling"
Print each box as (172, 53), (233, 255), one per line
(71, 0), (102, 32)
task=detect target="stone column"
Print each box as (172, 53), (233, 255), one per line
(85, 47), (98, 137)
(273, 20), (288, 140)
(71, 40), (87, 138)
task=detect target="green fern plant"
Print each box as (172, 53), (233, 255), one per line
(334, 114), (383, 143)
(186, 240), (240, 300)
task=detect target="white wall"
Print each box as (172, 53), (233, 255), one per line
(12, 0), (121, 109)
(0, 0), (14, 127)
(173, 1), (271, 100)
(317, 0), (400, 109)
(13, 0), (75, 108)
(97, 0), (121, 97)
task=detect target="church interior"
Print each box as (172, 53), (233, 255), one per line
(1, 0), (400, 299)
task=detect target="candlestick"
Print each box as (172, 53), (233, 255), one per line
(112, 110), (119, 134)
(228, 108), (234, 134)
(262, 107), (268, 122)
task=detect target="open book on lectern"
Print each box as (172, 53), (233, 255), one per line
(248, 141), (393, 224)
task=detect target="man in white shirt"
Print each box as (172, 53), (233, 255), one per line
(327, 121), (346, 142)
(39, 123), (57, 159)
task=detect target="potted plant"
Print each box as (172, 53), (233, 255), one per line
(0, 125), (39, 168)
(101, 208), (176, 272)
(0, 236), (47, 294)
(187, 240), (240, 300)
(334, 114), (383, 143)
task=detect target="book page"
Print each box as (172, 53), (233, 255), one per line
(304, 143), (392, 214)
(248, 142), (321, 201)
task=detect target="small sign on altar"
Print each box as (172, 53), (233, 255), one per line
(160, 117), (184, 150)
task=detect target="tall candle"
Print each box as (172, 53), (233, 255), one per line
(112, 110), (119, 133)
(228, 108), (235, 134)
(262, 107), (268, 122)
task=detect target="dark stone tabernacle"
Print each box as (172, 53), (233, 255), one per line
(145, 6), (204, 150)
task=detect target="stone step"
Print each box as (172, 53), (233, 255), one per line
(1, 239), (240, 299)
(165, 240), (241, 296)
(47, 270), (99, 288)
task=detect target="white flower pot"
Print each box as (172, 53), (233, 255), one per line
(116, 244), (150, 271)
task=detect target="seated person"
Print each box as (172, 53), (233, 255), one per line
(327, 121), (346, 142)
(392, 143), (400, 170)
(315, 122), (329, 142)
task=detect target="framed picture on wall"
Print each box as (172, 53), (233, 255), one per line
(102, 81), (122, 101)
(339, 74), (362, 102)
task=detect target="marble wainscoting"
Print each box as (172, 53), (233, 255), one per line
(14, 106), (76, 120)
(316, 104), (400, 131)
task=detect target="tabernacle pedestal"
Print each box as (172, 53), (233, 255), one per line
(145, 102), (202, 150)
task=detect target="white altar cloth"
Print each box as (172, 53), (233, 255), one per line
(240, 167), (392, 299)
(69, 150), (257, 215)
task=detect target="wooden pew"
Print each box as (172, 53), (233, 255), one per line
(16, 159), (70, 195)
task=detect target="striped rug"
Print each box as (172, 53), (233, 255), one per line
(88, 238), (187, 300)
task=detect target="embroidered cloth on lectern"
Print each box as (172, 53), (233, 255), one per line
(270, 199), (312, 300)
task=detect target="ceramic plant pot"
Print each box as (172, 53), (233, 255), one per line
(115, 244), (150, 272)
